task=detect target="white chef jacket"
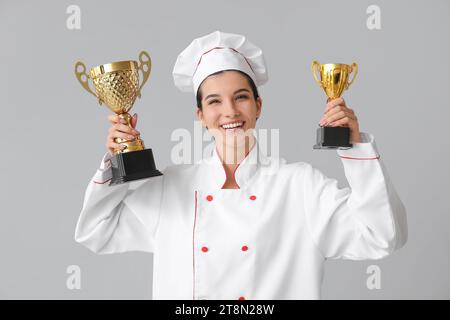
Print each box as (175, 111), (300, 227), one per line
(75, 132), (408, 300)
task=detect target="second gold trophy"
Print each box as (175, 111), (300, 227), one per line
(75, 51), (162, 185)
(312, 61), (358, 150)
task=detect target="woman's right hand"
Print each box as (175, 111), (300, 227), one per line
(106, 113), (140, 155)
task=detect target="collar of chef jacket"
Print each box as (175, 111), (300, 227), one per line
(195, 139), (280, 190)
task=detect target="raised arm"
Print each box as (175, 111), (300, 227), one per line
(303, 133), (408, 260)
(74, 113), (164, 254)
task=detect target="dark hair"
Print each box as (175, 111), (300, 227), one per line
(196, 69), (260, 110)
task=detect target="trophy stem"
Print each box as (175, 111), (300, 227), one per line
(113, 112), (145, 154)
(118, 112), (133, 127)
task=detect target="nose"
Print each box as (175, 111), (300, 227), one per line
(223, 98), (240, 118)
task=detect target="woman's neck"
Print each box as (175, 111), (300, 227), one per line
(216, 136), (256, 188)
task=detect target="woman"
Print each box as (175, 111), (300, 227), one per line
(75, 31), (408, 300)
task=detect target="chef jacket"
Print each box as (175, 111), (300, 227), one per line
(75, 132), (408, 300)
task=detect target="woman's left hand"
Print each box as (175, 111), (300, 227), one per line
(319, 97), (361, 143)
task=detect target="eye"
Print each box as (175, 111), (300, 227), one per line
(236, 94), (249, 100)
(208, 99), (220, 105)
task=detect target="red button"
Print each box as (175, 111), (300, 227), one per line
(239, 296), (246, 300)
(249, 195), (256, 201)
(201, 246), (209, 253)
(206, 195), (213, 201)
(241, 245), (249, 252)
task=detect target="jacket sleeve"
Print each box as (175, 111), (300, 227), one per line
(74, 152), (164, 254)
(302, 132), (408, 260)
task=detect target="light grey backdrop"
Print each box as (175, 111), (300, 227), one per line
(1, 0), (449, 299)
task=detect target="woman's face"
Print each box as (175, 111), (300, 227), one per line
(196, 70), (262, 148)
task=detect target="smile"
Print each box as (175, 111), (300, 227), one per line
(220, 121), (245, 130)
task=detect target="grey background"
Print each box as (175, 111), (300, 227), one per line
(0, 0), (449, 299)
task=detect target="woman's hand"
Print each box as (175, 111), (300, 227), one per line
(319, 98), (361, 143)
(106, 113), (140, 154)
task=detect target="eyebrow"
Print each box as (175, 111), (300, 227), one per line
(204, 88), (251, 101)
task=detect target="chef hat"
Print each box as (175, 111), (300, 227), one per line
(172, 30), (268, 95)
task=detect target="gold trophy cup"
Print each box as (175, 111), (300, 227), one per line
(312, 61), (358, 149)
(75, 51), (162, 185)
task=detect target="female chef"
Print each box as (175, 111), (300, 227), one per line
(75, 31), (408, 300)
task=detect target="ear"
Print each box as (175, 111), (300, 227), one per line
(196, 108), (207, 128)
(256, 97), (262, 119)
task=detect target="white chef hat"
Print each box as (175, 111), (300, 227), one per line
(172, 30), (268, 95)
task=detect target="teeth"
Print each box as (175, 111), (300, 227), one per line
(222, 122), (243, 129)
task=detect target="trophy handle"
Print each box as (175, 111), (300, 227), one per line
(137, 51), (152, 98)
(312, 61), (323, 88)
(74, 61), (99, 103)
(347, 62), (358, 89)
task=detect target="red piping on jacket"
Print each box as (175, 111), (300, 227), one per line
(93, 178), (112, 185)
(192, 190), (198, 300)
(339, 155), (381, 160)
(193, 47), (256, 78)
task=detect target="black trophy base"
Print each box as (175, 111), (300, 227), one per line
(313, 126), (353, 150)
(109, 148), (162, 186)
